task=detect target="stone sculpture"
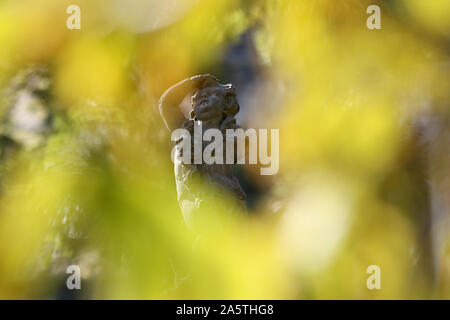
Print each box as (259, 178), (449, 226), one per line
(159, 75), (246, 230)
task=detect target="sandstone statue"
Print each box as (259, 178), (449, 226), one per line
(159, 75), (246, 231)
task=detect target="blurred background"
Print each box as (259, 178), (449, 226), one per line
(0, 0), (449, 299)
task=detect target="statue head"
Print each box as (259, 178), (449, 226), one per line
(190, 81), (240, 127)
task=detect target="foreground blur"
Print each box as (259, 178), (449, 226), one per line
(0, 0), (449, 299)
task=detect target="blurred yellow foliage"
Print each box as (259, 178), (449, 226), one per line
(0, 0), (448, 299)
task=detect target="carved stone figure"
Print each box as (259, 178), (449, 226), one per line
(159, 75), (246, 230)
